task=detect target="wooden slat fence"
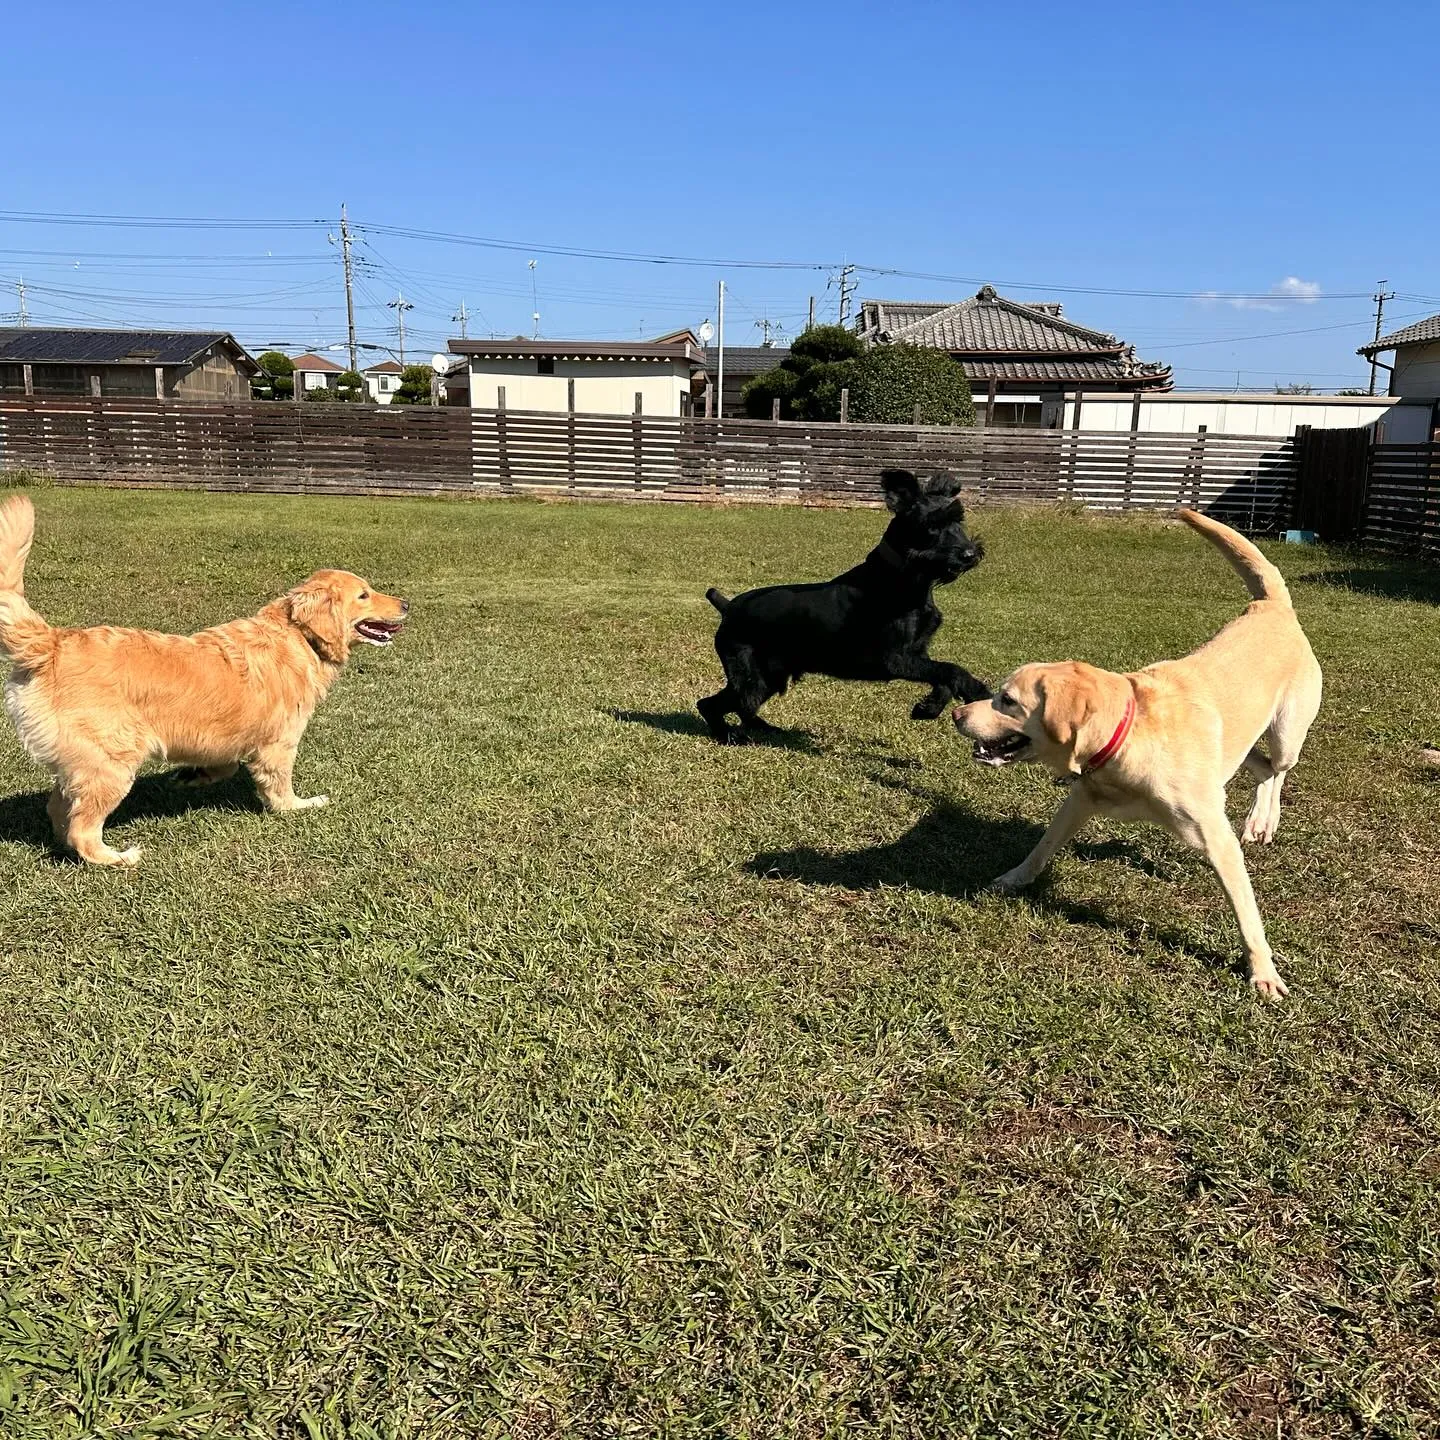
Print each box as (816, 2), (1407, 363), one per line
(0, 395), (1297, 526)
(1363, 442), (1440, 555)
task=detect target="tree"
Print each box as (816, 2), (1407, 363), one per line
(1274, 382), (1315, 395)
(1337, 388), (1370, 396)
(335, 369), (368, 402)
(741, 325), (862, 420)
(847, 344), (975, 426)
(253, 350), (295, 401)
(740, 327), (973, 426)
(391, 364), (436, 406)
(303, 385), (334, 402)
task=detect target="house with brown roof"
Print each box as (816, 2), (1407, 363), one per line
(857, 285), (1171, 427)
(447, 330), (708, 416)
(291, 352), (345, 397)
(364, 359), (404, 405)
(1357, 312), (1440, 402)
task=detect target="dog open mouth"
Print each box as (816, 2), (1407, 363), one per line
(354, 618), (404, 646)
(972, 733), (1030, 767)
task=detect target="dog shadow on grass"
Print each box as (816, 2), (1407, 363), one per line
(746, 793), (1225, 968)
(0, 771), (263, 861)
(608, 709), (825, 754)
(1295, 564), (1440, 606)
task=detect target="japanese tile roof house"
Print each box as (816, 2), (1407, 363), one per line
(0, 328), (260, 400)
(857, 285), (1172, 426)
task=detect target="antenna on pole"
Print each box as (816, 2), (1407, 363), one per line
(15, 276), (27, 327)
(528, 259), (539, 338)
(1368, 279), (1395, 396)
(387, 292), (414, 366)
(453, 300), (468, 339)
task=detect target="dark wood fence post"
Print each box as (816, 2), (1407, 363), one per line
(1291, 424), (1311, 528)
(839, 388), (849, 425)
(1123, 392), (1141, 511)
(633, 392), (643, 492)
(1064, 390), (1084, 500)
(496, 385), (511, 494)
(567, 378), (576, 493)
(984, 378), (997, 428)
(1186, 424), (1208, 508)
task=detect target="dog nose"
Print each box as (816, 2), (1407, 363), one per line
(400, 599), (411, 614)
(952, 706), (965, 722)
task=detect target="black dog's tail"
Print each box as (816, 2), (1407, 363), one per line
(705, 587), (730, 613)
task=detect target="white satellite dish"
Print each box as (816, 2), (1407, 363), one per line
(430, 354), (450, 373)
(697, 319), (715, 345)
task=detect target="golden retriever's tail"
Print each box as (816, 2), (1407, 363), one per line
(1176, 507), (1291, 607)
(0, 495), (55, 667)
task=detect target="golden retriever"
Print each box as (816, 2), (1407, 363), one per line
(0, 495), (407, 866)
(953, 509), (1321, 999)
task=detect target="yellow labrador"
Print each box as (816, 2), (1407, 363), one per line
(954, 510), (1321, 999)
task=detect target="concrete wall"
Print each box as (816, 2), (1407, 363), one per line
(1058, 393), (1432, 444)
(465, 357), (692, 415)
(1392, 341), (1440, 401)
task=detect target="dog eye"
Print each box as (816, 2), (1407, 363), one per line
(358, 591), (369, 600)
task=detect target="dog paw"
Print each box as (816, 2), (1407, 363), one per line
(295, 795), (329, 810)
(911, 698), (945, 721)
(1250, 970), (1289, 1001)
(987, 868), (1031, 894)
(114, 846), (143, 868)
(1242, 815), (1278, 845)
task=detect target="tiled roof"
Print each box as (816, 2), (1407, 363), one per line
(860, 297), (1064, 337)
(961, 357), (1172, 385)
(364, 360), (403, 374)
(450, 336), (704, 364)
(702, 346), (791, 376)
(0, 327), (253, 368)
(1358, 312), (1440, 356)
(291, 352), (345, 373)
(866, 285), (1120, 354)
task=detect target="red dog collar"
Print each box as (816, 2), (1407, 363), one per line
(1083, 691), (1135, 774)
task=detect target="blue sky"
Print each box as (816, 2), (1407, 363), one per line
(4, 1), (1438, 390)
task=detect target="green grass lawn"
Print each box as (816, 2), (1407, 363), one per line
(0, 487), (1437, 1438)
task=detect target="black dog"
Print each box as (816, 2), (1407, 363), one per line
(697, 469), (989, 743)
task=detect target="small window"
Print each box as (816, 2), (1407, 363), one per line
(536, 356), (555, 375)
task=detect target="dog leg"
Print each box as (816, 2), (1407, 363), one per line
(172, 762), (240, 788)
(697, 688), (737, 743)
(712, 647), (782, 741)
(1175, 803), (1287, 1000)
(64, 765), (142, 867)
(889, 655), (989, 719)
(46, 784), (70, 845)
(249, 744), (327, 813)
(1245, 686), (1320, 845)
(1241, 747), (1278, 844)
(989, 787), (1096, 892)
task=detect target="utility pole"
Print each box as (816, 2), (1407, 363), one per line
(717, 280), (726, 422)
(338, 205), (357, 372)
(755, 314), (782, 347)
(388, 292), (414, 366)
(529, 259), (539, 338)
(453, 300), (468, 339)
(807, 295), (815, 332)
(829, 263), (857, 326)
(1368, 279), (1395, 396)
(15, 276), (27, 327)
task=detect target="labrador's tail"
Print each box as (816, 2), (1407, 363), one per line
(1176, 507), (1291, 607)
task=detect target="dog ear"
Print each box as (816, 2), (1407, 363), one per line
(1037, 665), (1099, 776)
(286, 575), (350, 663)
(926, 471), (962, 498)
(880, 469), (921, 513)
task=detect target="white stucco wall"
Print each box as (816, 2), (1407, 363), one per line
(466, 357), (692, 415)
(1059, 394), (1431, 443)
(1391, 342), (1440, 401)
